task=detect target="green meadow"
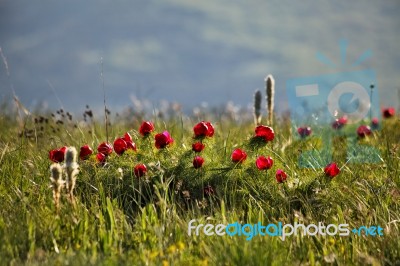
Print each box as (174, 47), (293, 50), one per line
(0, 105), (399, 266)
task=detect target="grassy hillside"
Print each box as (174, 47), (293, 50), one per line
(0, 107), (399, 265)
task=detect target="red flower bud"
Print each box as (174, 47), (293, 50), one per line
(123, 132), (137, 151)
(357, 125), (372, 138)
(332, 116), (348, 130)
(324, 162), (340, 178)
(113, 138), (128, 155)
(382, 107), (395, 118)
(275, 169), (287, 183)
(134, 164), (147, 178)
(256, 156), (274, 170)
(97, 142), (113, 155)
(79, 145), (93, 160)
(255, 125), (275, 142)
(193, 121), (214, 138)
(231, 148), (247, 163)
(139, 121), (155, 136)
(154, 131), (174, 149)
(49, 146), (67, 163)
(96, 152), (107, 165)
(192, 142), (205, 152)
(193, 156), (205, 169)
(297, 127), (312, 138)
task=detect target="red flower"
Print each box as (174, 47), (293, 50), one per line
(97, 142), (113, 155)
(324, 162), (340, 178)
(256, 156), (274, 170)
(193, 121), (214, 138)
(139, 121), (155, 136)
(193, 156), (205, 169)
(154, 131), (174, 149)
(357, 125), (372, 138)
(192, 142), (205, 152)
(231, 148), (247, 163)
(79, 145), (93, 160)
(255, 125), (275, 142)
(134, 164), (147, 178)
(371, 117), (379, 129)
(332, 116), (348, 130)
(275, 169), (287, 183)
(204, 185), (214, 196)
(297, 127), (312, 138)
(49, 146), (67, 163)
(123, 132), (137, 151)
(96, 152), (107, 165)
(382, 107), (395, 118)
(113, 138), (127, 155)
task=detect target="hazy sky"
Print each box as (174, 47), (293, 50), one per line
(0, 0), (399, 114)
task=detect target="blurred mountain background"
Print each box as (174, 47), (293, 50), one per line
(0, 0), (399, 114)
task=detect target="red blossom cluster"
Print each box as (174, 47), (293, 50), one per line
(113, 132), (137, 155)
(48, 117), (363, 188)
(190, 121), (215, 169)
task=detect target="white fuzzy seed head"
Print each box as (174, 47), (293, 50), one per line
(50, 163), (63, 182)
(65, 147), (78, 168)
(50, 163), (64, 213)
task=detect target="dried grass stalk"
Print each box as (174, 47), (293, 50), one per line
(253, 90), (262, 126)
(265, 74), (275, 126)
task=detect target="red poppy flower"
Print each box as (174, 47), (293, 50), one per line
(357, 125), (372, 138)
(123, 132), (137, 151)
(231, 148), (247, 163)
(49, 146), (67, 163)
(96, 152), (107, 165)
(154, 131), (174, 149)
(113, 138), (128, 155)
(255, 125), (275, 142)
(324, 162), (340, 178)
(134, 164), (147, 178)
(79, 145), (93, 160)
(371, 117), (379, 129)
(139, 121), (155, 136)
(193, 156), (205, 169)
(382, 107), (395, 118)
(275, 169), (287, 183)
(193, 121), (215, 138)
(297, 127), (312, 138)
(204, 185), (214, 196)
(256, 156), (274, 170)
(97, 142), (113, 155)
(332, 116), (348, 130)
(192, 142), (205, 152)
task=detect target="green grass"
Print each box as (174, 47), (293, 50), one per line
(0, 109), (399, 266)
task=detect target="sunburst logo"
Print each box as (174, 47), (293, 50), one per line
(286, 39), (380, 168)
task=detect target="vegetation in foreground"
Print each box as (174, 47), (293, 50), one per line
(0, 105), (399, 266)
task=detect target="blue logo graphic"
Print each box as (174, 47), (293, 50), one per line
(286, 40), (381, 168)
